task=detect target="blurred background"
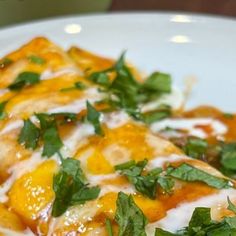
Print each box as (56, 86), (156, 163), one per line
(0, 0), (236, 27)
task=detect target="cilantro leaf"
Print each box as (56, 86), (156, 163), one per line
(52, 158), (100, 217)
(221, 143), (236, 171)
(183, 137), (208, 159)
(115, 160), (173, 199)
(227, 197), (236, 214)
(187, 207), (212, 234)
(36, 113), (63, 157)
(155, 228), (176, 236)
(8, 71), (40, 90)
(0, 58), (13, 68)
(60, 81), (87, 92)
(143, 72), (171, 93)
(167, 163), (232, 189)
(86, 101), (103, 136)
(0, 101), (7, 120)
(28, 55), (45, 65)
(88, 72), (110, 86)
(86, 52), (173, 123)
(223, 113), (234, 119)
(18, 119), (40, 150)
(115, 192), (148, 236)
(115, 160), (147, 177)
(157, 176), (175, 194)
(75, 81), (87, 90)
(141, 105), (171, 124)
(42, 125), (63, 157)
(106, 219), (114, 236)
(156, 198), (236, 235)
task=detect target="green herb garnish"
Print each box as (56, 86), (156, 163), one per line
(88, 72), (110, 86)
(223, 113), (234, 119)
(0, 58), (13, 68)
(36, 113), (63, 158)
(115, 192), (148, 236)
(155, 198), (236, 235)
(18, 119), (40, 150)
(141, 105), (171, 124)
(60, 81), (87, 92)
(0, 101), (7, 120)
(221, 143), (236, 171)
(86, 101), (103, 136)
(142, 72), (171, 93)
(87, 53), (172, 122)
(18, 113), (78, 157)
(52, 158), (100, 217)
(115, 160), (174, 199)
(167, 163), (233, 189)
(8, 71), (40, 90)
(105, 218), (114, 236)
(28, 55), (45, 65)
(183, 137), (208, 159)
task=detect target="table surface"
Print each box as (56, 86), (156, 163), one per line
(110, 0), (236, 17)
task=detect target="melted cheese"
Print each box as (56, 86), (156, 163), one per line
(0, 37), (235, 235)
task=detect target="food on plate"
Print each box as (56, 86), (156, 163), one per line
(0, 37), (236, 235)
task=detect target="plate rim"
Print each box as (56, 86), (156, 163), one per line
(0, 11), (236, 34)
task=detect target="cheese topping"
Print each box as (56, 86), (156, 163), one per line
(0, 37), (235, 236)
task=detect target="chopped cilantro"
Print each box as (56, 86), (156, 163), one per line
(36, 113), (63, 157)
(227, 197), (236, 214)
(105, 218), (114, 236)
(0, 58), (13, 68)
(18, 119), (40, 150)
(155, 198), (236, 235)
(86, 52), (173, 122)
(143, 72), (171, 93)
(28, 55), (45, 65)
(115, 160), (174, 199)
(0, 101), (7, 120)
(155, 228), (176, 235)
(223, 113), (234, 119)
(52, 158), (100, 217)
(183, 137), (208, 159)
(86, 101), (103, 136)
(141, 105), (171, 124)
(221, 143), (236, 171)
(42, 124), (63, 157)
(88, 72), (110, 86)
(18, 112), (78, 157)
(167, 163), (233, 189)
(60, 81), (87, 92)
(115, 192), (148, 236)
(8, 71), (40, 90)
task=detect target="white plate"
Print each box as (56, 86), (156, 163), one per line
(0, 13), (236, 111)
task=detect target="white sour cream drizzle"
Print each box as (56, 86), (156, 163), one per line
(147, 154), (190, 170)
(0, 120), (23, 135)
(0, 227), (35, 236)
(40, 67), (82, 81)
(146, 188), (236, 235)
(48, 87), (103, 114)
(102, 111), (130, 129)
(151, 118), (228, 138)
